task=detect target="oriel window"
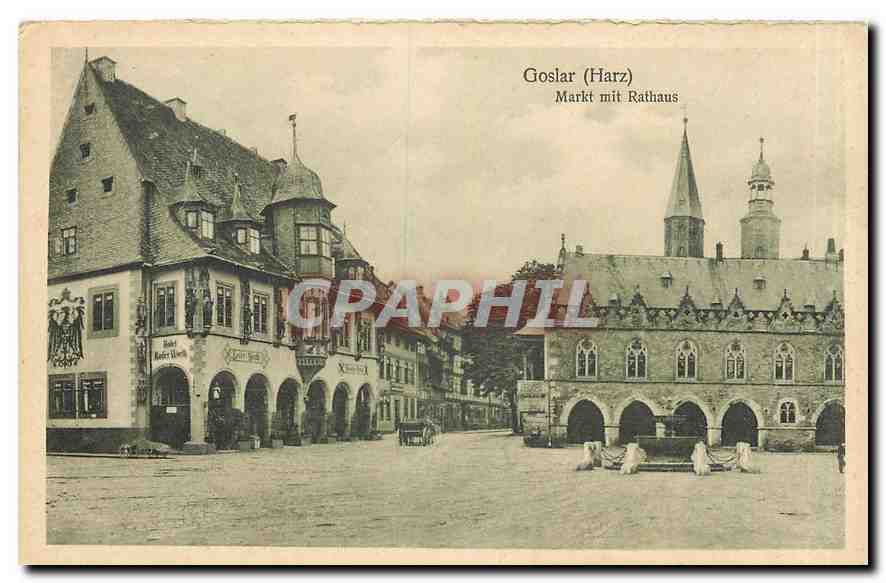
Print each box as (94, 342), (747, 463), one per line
(298, 225), (319, 255)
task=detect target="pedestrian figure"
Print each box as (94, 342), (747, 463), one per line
(837, 442), (846, 474)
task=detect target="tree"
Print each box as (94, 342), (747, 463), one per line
(462, 260), (558, 433)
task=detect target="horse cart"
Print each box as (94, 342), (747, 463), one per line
(398, 420), (438, 446)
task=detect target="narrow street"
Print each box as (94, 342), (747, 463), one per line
(47, 430), (844, 549)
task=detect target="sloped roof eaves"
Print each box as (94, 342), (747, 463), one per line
(95, 70), (290, 271)
(557, 253), (844, 312)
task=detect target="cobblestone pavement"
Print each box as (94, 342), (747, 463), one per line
(46, 431), (844, 548)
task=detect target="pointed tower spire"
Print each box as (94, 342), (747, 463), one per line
(664, 116), (705, 257)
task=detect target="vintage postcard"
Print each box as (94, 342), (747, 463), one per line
(19, 21), (868, 565)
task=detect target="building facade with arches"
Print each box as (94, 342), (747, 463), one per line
(47, 56), (387, 452)
(517, 121), (846, 451)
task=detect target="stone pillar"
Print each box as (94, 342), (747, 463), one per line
(655, 421), (666, 438)
(342, 410), (351, 441)
(604, 425), (619, 446)
(183, 379), (212, 454)
(708, 426), (722, 447)
(320, 411), (333, 443)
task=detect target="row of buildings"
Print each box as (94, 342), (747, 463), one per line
(47, 56), (508, 453)
(516, 119), (846, 451)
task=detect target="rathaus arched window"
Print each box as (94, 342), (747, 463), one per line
(825, 344), (844, 382)
(625, 339), (647, 379)
(675, 340), (698, 380)
(725, 340), (746, 380)
(575, 339), (598, 379)
(779, 401), (797, 424)
(774, 342), (796, 382)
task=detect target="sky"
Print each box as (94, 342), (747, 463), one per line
(52, 46), (847, 286)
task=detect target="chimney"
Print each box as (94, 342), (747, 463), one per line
(90, 56), (116, 82)
(289, 113), (299, 162)
(801, 245), (810, 260)
(575, 244), (584, 256)
(165, 98), (187, 122)
(715, 241), (724, 262)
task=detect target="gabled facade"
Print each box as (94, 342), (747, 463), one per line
(47, 57), (382, 452)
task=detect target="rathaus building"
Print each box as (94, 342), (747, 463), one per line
(517, 119), (846, 451)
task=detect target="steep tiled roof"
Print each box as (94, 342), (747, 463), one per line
(556, 252), (844, 312)
(94, 66), (292, 277)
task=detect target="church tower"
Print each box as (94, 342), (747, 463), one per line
(740, 138), (781, 259)
(664, 117), (705, 257)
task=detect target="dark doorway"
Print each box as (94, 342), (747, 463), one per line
(721, 402), (759, 446)
(305, 381), (326, 441)
(333, 383), (350, 438)
(674, 401), (708, 442)
(816, 402), (845, 446)
(567, 400), (605, 444)
(353, 385), (372, 438)
(151, 367), (190, 449)
(207, 371), (237, 449)
(276, 379), (299, 442)
(244, 375), (269, 445)
(619, 401), (655, 444)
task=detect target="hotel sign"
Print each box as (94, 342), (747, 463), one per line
(154, 338), (187, 362)
(223, 344), (270, 369)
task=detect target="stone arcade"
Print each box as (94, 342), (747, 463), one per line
(517, 119), (845, 452)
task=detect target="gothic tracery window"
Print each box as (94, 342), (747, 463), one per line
(675, 340), (698, 380)
(774, 342), (795, 382)
(825, 344), (844, 382)
(625, 339), (647, 379)
(725, 340), (746, 380)
(779, 401), (797, 424)
(575, 339), (598, 378)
